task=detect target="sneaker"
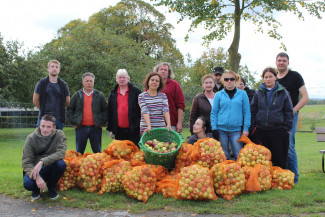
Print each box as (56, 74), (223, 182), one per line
(31, 190), (40, 200)
(48, 189), (59, 200)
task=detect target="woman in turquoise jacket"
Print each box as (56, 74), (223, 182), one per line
(210, 71), (251, 160)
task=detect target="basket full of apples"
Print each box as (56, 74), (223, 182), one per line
(139, 128), (183, 168)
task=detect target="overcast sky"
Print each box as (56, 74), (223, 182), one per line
(1, 0), (324, 98)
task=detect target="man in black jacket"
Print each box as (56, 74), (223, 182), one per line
(107, 69), (142, 146)
(212, 66), (224, 92)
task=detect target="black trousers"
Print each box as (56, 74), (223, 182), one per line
(115, 127), (140, 147)
(251, 128), (289, 169)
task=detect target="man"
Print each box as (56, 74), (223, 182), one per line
(67, 72), (107, 154)
(107, 69), (142, 146)
(276, 52), (309, 184)
(33, 60), (70, 130)
(212, 66), (224, 92)
(154, 62), (185, 133)
(22, 115), (67, 200)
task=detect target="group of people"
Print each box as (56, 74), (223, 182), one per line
(188, 52), (308, 185)
(22, 52), (307, 200)
(22, 61), (185, 199)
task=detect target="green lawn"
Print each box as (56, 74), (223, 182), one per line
(0, 128), (324, 216)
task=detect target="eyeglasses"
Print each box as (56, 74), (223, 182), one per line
(224, 77), (235, 82)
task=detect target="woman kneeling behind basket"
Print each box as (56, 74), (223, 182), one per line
(138, 72), (172, 136)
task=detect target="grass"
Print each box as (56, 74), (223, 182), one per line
(1, 128), (325, 216)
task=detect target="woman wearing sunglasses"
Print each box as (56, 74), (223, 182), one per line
(210, 71), (251, 160)
(250, 67), (294, 169)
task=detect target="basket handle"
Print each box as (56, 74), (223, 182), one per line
(178, 133), (184, 140)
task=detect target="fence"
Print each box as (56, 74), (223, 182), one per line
(1, 86), (324, 131)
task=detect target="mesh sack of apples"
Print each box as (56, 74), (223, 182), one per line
(98, 159), (133, 195)
(156, 174), (179, 198)
(190, 138), (226, 169)
(76, 153), (109, 193)
(174, 143), (193, 172)
(122, 165), (157, 202)
(104, 140), (140, 160)
(237, 135), (272, 168)
(210, 160), (246, 200)
(176, 164), (218, 201)
(130, 151), (146, 166)
(271, 166), (295, 190)
(143, 139), (178, 153)
(58, 156), (83, 191)
(242, 163), (272, 192)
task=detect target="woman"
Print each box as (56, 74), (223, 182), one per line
(138, 72), (171, 135)
(190, 74), (215, 134)
(250, 67), (294, 168)
(188, 116), (212, 145)
(237, 77), (256, 103)
(210, 71), (251, 160)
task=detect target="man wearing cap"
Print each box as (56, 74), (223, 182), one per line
(212, 66), (224, 92)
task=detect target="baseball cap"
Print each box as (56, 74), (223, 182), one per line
(213, 66), (224, 75)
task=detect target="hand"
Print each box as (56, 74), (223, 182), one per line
(176, 122), (183, 133)
(166, 124), (172, 131)
(73, 125), (78, 128)
(212, 130), (219, 140)
(144, 126), (151, 134)
(242, 131), (249, 137)
(30, 161), (43, 180)
(36, 175), (46, 192)
(109, 131), (115, 139)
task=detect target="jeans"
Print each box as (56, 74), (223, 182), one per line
(76, 126), (102, 154)
(218, 130), (243, 160)
(23, 160), (66, 192)
(287, 112), (299, 183)
(36, 116), (64, 130)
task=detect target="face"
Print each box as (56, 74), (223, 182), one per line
(158, 65), (169, 80)
(148, 75), (160, 91)
(263, 71), (277, 88)
(47, 63), (60, 77)
(223, 73), (236, 90)
(237, 81), (245, 90)
(116, 74), (130, 87)
(202, 77), (215, 92)
(276, 56), (289, 72)
(39, 120), (56, 136)
(213, 74), (222, 84)
(82, 76), (94, 92)
(193, 119), (205, 134)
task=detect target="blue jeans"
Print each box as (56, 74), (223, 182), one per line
(23, 160), (66, 192)
(287, 112), (299, 183)
(75, 126), (102, 154)
(36, 116), (64, 130)
(218, 130), (243, 160)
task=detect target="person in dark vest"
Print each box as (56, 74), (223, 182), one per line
(107, 69), (142, 146)
(33, 60), (70, 130)
(237, 77), (256, 103)
(67, 72), (107, 154)
(212, 66), (224, 92)
(22, 115), (67, 200)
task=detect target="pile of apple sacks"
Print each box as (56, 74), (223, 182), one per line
(57, 136), (294, 202)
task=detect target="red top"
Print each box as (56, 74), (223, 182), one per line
(81, 93), (95, 126)
(117, 86), (129, 128)
(161, 78), (185, 126)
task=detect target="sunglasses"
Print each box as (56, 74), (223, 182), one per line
(224, 77), (236, 82)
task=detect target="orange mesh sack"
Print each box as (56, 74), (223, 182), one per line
(76, 153), (108, 193)
(65, 150), (82, 158)
(176, 164), (217, 201)
(190, 138), (226, 169)
(174, 143), (193, 172)
(210, 160), (245, 200)
(104, 140), (140, 160)
(130, 151), (146, 166)
(98, 159), (132, 195)
(271, 166), (295, 190)
(156, 174), (179, 198)
(122, 165), (157, 202)
(58, 156), (83, 191)
(242, 163), (272, 192)
(146, 164), (168, 181)
(237, 135), (272, 168)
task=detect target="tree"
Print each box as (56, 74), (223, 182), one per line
(152, 0), (325, 72)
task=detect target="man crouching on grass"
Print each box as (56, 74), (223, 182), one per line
(22, 115), (67, 200)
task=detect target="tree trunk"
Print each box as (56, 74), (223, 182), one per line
(228, 0), (241, 73)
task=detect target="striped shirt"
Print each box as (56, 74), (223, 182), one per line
(138, 91), (169, 131)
